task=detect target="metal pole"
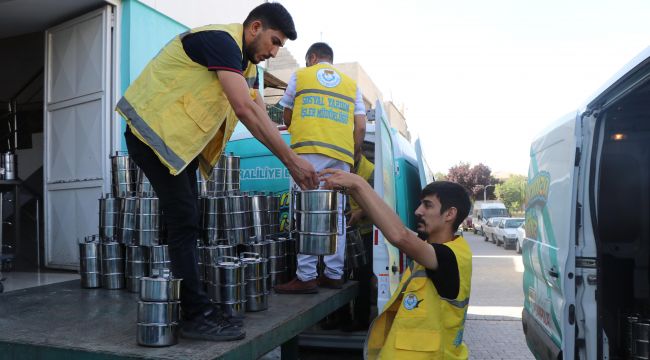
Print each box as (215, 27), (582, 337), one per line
(483, 187), (487, 201)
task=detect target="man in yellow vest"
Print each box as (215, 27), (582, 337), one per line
(116, 3), (318, 342)
(320, 170), (473, 359)
(275, 42), (367, 294)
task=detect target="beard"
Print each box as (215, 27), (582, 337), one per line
(416, 219), (428, 240)
(245, 38), (262, 64)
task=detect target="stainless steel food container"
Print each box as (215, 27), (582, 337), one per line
(139, 272), (182, 302)
(295, 211), (339, 234)
(269, 270), (286, 287)
(211, 256), (243, 284)
(79, 236), (101, 257)
(214, 283), (245, 302)
(225, 227), (250, 245)
(219, 195), (250, 213)
(250, 195), (268, 212)
(100, 242), (123, 259)
(101, 258), (124, 274)
(296, 232), (337, 255)
(101, 273), (124, 289)
(224, 212), (251, 229)
(137, 301), (180, 324)
(294, 190), (338, 212)
(150, 245), (169, 263)
(136, 323), (178, 347)
(136, 169), (156, 197)
(125, 261), (148, 278)
(80, 272), (101, 288)
(240, 253), (268, 279)
(239, 241), (270, 259)
(218, 301), (245, 318)
(246, 293), (268, 312)
(244, 277), (268, 295)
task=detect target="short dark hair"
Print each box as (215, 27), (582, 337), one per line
(244, 3), (297, 41)
(421, 181), (471, 232)
(306, 42), (334, 62)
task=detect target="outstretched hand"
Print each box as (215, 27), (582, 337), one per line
(319, 168), (362, 192)
(289, 156), (319, 190)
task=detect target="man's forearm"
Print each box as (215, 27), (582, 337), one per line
(239, 101), (293, 164)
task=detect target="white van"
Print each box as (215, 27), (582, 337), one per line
(470, 200), (508, 235)
(522, 47), (650, 359)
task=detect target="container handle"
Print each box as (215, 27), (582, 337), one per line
(215, 255), (240, 265)
(239, 252), (260, 260)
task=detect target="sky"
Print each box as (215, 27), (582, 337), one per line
(276, 0), (650, 176)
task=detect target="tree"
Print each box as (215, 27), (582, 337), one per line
(469, 163), (499, 200)
(433, 171), (447, 181)
(447, 162), (499, 200)
(496, 175), (527, 215)
(446, 162), (472, 194)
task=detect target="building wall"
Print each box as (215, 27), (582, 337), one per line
(138, 0), (263, 28)
(384, 101), (410, 140)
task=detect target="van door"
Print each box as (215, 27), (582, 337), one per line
(414, 138), (433, 188)
(523, 112), (579, 359)
(44, 6), (114, 269)
(372, 101), (401, 311)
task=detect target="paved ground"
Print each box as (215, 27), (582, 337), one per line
(262, 231), (535, 359)
(464, 230), (534, 359)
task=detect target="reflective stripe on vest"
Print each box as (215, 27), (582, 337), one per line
(117, 97), (185, 171)
(289, 63), (357, 165)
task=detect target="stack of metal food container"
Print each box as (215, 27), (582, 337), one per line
(208, 256), (245, 318)
(117, 195), (137, 245)
(125, 245), (149, 293)
(199, 240), (235, 287)
(344, 226), (368, 275)
(200, 196), (223, 245)
(268, 195), (281, 234)
(135, 196), (160, 246)
(137, 268), (181, 347)
(99, 194), (119, 240)
(205, 155), (227, 196)
(100, 240), (125, 289)
(225, 154), (240, 192)
(136, 168), (156, 197)
(149, 245), (170, 275)
(250, 194), (269, 242)
(627, 315), (649, 360)
(78, 235), (102, 288)
(240, 252), (269, 312)
(221, 195), (251, 245)
(293, 189), (342, 255)
(267, 237), (287, 288)
(111, 151), (137, 197)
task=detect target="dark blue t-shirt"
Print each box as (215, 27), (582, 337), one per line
(181, 30), (258, 88)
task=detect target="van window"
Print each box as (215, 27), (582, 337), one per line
(481, 208), (508, 219)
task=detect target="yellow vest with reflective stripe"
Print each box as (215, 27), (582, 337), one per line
(365, 236), (472, 360)
(289, 63), (356, 165)
(116, 23), (258, 177)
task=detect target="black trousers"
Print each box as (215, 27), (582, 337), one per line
(124, 128), (210, 318)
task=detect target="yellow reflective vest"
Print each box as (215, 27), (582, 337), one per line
(365, 236), (472, 360)
(116, 23), (258, 177)
(289, 63), (357, 165)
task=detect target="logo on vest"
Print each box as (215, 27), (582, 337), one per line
(316, 68), (341, 88)
(403, 293), (423, 310)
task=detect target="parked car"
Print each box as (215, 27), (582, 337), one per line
(515, 222), (525, 254)
(495, 217), (524, 249)
(483, 217), (507, 243)
(470, 200), (508, 234)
